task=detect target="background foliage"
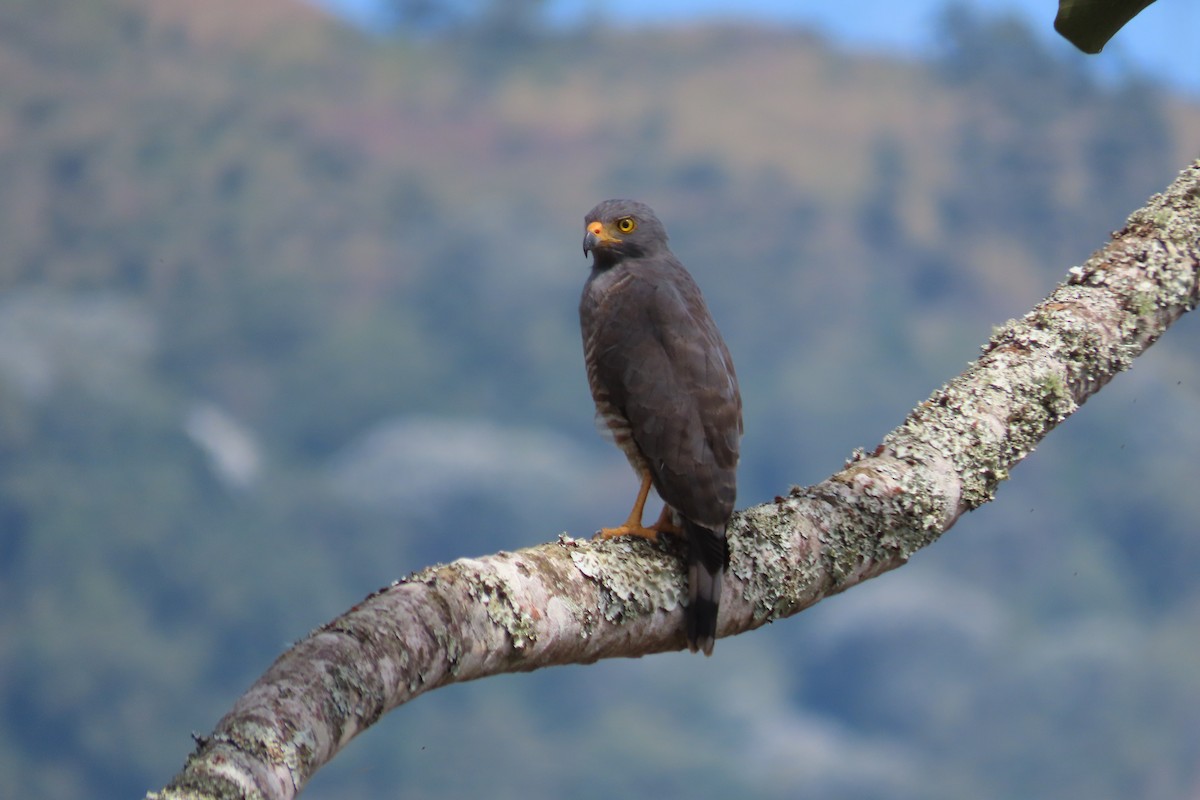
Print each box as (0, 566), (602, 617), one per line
(1, 0), (1199, 797)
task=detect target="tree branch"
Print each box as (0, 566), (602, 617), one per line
(148, 159), (1200, 800)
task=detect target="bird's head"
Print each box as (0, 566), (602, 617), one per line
(582, 199), (670, 267)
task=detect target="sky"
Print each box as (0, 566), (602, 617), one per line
(307, 0), (1200, 96)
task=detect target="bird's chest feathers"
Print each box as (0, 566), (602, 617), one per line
(581, 268), (643, 447)
(583, 266), (635, 314)
(583, 264), (678, 336)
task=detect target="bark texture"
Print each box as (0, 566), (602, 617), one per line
(148, 160), (1200, 800)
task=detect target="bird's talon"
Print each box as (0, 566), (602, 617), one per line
(595, 524), (660, 541)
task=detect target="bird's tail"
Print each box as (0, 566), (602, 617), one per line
(684, 519), (727, 656)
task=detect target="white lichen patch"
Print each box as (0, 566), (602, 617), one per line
(568, 536), (685, 623)
(456, 559), (538, 650)
(226, 714), (315, 780)
(729, 502), (818, 623)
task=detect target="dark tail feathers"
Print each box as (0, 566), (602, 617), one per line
(684, 519), (727, 656)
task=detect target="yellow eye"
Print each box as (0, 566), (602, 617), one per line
(616, 217), (637, 233)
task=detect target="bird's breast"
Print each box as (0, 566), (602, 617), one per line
(584, 344), (647, 473)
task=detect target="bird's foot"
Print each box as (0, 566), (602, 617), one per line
(649, 505), (682, 535)
(595, 509), (680, 540)
(594, 491), (681, 540)
(595, 523), (661, 541)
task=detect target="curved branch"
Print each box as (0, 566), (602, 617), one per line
(149, 160), (1200, 800)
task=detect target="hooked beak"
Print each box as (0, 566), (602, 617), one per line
(582, 220), (619, 256)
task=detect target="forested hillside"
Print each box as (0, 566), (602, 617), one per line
(3, 1), (1199, 798)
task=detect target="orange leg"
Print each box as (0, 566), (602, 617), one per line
(649, 503), (681, 535)
(597, 473), (680, 540)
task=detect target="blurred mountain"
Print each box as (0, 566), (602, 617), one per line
(1, 0), (1199, 798)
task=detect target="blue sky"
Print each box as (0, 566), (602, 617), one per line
(308, 0), (1200, 96)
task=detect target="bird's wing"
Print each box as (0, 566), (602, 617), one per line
(589, 262), (741, 526)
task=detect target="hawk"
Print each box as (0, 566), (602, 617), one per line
(579, 199), (743, 656)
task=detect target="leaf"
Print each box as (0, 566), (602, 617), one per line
(1054, 0), (1157, 54)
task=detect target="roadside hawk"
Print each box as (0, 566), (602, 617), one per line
(579, 199), (743, 656)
